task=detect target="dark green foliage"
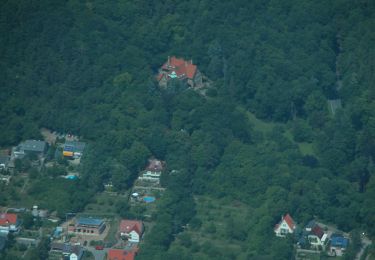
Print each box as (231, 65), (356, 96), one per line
(0, 0), (374, 259)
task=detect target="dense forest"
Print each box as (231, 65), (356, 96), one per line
(0, 0), (374, 259)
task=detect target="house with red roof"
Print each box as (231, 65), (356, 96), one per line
(107, 249), (136, 260)
(157, 56), (203, 88)
(0, 213), (20, 234)
(274, 214), (296, 237)
(119, 220), (144, 243)
(305, 220), (329, 250)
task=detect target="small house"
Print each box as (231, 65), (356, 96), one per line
(274, 214), (296, 237)
(119, 220), (144, 243)
(0, 213), (20, 234)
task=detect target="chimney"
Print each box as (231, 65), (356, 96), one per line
(190, 59), (193, 64)
(167, 56), (170, 66)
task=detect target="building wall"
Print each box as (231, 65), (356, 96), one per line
(68, 223), (106, 235)
(129, 230), (140, 243)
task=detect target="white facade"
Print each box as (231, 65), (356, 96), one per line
(121, 230), (140, 243)
(139, 170), (161, 182)
(70, 253), (78, 260)
(0, 224), (18, 233)
(309, 233), (328, 249)
(274, 220), (295, 237)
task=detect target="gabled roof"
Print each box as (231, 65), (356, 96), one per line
(0, 213), (17, 225)
(275, 213), (295, 231)
(119, 220), (143, 235)
(107, 249), (135, 260)
(283, 214), (295, 229)
(19, 140), (46, 153)
(311, 225), (324, 239)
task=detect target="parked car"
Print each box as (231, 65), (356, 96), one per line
(95, 245), (104, 250)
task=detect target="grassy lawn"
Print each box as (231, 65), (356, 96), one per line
(296, 251), (321, 260)
(245, 109), (316, 156)
(169, 195), (251, 258)
(83, 192), (127, 217)
(245, 110), (276, 133)
(298, 142), (315, 155)
(104, 218), (119, 244)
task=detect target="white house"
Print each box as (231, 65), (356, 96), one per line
(0, 213), (20, 234)
(274, 214), (296, 237)
(305, 221), (329, 249)
(138, 158), (164, 183)
(119, 220), (144, 243)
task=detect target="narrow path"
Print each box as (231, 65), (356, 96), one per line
(355, 236), (372, 260)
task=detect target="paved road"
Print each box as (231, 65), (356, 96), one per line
(85, 246), (108, 260)
(355, 235), (372, 260)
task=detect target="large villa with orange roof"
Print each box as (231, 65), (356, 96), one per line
(274, 213), (296, 237)
(157, 56), (203, 88)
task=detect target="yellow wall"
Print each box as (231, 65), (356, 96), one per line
(63, 151), (73, 157)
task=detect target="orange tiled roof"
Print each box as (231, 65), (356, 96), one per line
(160, 56), (197, 80)
(0, 213), (17, 226)
(119, 220), (143, 235)
(107, 249), (135, 260)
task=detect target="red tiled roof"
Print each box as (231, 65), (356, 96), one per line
(119, 220), (143, 235)
(160, 56), (197, 80)
(275, 213), (295, 231)
(107, 249), (135, 260)
(0, 213), (17, 226)
(283, 214), (295, 230)
(311, 225), (324, 239)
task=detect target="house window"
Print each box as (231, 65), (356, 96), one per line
(281, 228), (288, 234)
